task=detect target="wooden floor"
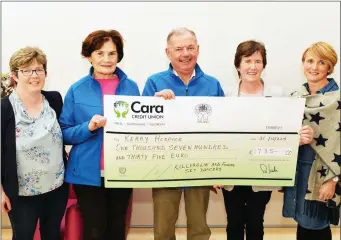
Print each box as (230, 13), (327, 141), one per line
(1, 227), (340, 239)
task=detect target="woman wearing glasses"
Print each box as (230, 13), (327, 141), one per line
(59, 29), (140, 240)
(1, 46), (68, 239)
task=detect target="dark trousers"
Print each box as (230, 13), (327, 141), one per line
(297, 224), (332, 240)
(222, 186), (272, 240)
(8, 183), (69, 240)
(73, 178), (132, 240)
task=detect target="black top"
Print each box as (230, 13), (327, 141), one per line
(1, 90), (67, 199)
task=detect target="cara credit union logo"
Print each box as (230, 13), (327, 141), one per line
(113, 101), (130, 118)
(113, 100), (164, 119)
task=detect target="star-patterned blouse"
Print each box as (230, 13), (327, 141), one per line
(9, 90), (65, 196)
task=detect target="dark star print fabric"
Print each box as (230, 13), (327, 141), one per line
(301, 88), (340, 208)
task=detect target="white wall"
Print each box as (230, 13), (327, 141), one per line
(2, 2), (340, 227)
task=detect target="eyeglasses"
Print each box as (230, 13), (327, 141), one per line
(17, 69), (45, 76)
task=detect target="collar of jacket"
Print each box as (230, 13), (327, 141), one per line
(87, 66), (127, 82)
(168, 63), (204, 83)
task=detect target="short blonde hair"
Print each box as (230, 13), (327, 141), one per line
(302, 42), (338, 75)
(9, 47), (47, 77)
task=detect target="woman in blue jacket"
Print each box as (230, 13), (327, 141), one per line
(59, 30), (140, 240)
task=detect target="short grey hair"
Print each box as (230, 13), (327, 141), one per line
(166, 27), (197, 44)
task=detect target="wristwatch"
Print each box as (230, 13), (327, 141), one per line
(332, 176), (339, 182)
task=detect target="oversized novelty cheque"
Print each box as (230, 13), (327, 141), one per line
(103, 96), (305, 188)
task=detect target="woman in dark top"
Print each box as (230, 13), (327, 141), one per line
(1, 46), (68, 240)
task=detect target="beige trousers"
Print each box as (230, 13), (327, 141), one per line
(153, 187), (211, 240)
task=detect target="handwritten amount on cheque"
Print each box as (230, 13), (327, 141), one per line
(113, 135), (287, 162)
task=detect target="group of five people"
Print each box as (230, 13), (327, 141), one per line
(1, 27), (340, 240)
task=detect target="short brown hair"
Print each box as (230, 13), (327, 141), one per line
(234, 40), (267, 77)
(81, 30), (124, 62)
(9, 46), (47, 77)
(302, 42), (338, 75)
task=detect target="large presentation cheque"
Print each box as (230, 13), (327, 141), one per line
(103, 96), (305, 188)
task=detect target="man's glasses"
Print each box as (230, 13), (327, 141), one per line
(17, 69), (45, 76)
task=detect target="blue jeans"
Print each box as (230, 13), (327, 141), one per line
(283, 145), (329, 230)
(8, 183), (68, 240)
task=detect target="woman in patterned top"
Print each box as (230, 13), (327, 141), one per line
(1, 47), (68, 239)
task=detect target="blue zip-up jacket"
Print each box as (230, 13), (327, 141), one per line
(59, 67), (140, 186)
(142, 64), (224, 189)
(142, 64), (225, 97)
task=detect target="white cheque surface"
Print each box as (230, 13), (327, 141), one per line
(103, 96), (305, 188)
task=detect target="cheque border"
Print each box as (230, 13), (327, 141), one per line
(106, 131), (298, 134)
(106, 178), (293, 182)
